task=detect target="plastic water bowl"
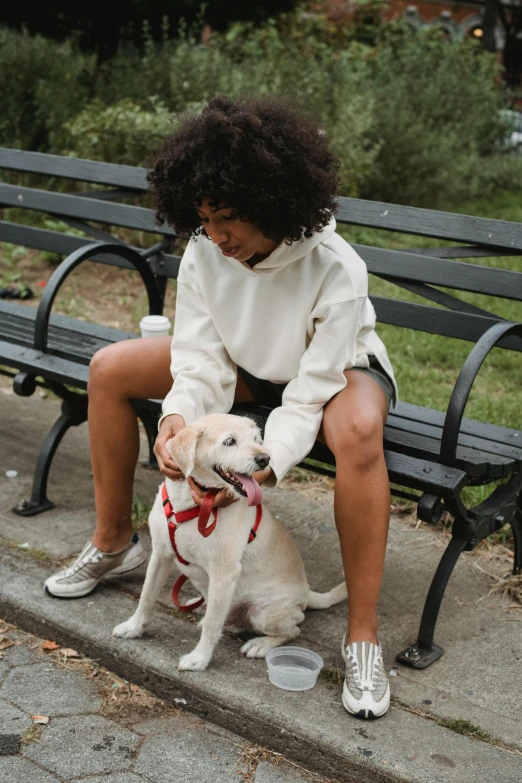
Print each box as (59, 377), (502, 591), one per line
(266, 646), (324, 691)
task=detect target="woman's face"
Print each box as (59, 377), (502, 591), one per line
(196, 197), (279, 266)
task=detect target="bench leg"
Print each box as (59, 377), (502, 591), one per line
(396, 536), (467, 669)
(12, 396), (88, 517)
(511, 502), (522, 576)
(136, 407), (159, 471)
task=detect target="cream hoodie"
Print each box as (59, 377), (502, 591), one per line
(160, 218), (397, 485)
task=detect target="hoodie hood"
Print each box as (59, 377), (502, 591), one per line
(224, 217), (337, 277)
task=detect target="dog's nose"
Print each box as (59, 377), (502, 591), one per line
(255, 453), (270, 469)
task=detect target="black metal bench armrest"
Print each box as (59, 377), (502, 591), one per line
(35, 242), (163, 352)
(440, 321), (522, 468)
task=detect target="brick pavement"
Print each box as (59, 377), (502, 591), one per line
(0, 621), (324, 783)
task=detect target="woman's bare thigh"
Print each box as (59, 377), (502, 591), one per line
(317, 370), (389, 447)
(92, 336), (255, 404)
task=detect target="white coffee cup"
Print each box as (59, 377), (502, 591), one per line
(139, 315), (172, 338)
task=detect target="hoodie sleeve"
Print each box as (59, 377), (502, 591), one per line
(159, 278), (237, 429)
(263, 298), (367, 485)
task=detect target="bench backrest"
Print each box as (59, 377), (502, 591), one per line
(1, 147), (521, 352)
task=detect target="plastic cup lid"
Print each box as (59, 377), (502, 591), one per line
(139, 315), (171, 330)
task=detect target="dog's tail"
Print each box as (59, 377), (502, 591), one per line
(306, 582), (347, 610)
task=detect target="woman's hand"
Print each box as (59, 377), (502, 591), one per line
(154, 414), (186, 480)
(187, 467), (274, 509)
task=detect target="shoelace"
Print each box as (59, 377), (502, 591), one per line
(346, 642), (382, 693)
(63, 546), (103, 577)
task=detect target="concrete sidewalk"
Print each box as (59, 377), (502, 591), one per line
(1, 389), (521, 782)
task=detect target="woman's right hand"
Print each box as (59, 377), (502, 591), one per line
(154, 414), (186, 480)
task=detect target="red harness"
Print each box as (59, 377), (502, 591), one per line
(162, 481), (262, 613)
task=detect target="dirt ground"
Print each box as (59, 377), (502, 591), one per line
(2, 246), (178, 334)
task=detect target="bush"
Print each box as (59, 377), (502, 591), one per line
(360, 25), (517, 205)
(63, 98), (174, 165)
(2, 16), (521, 207)
(0, 26), (95, 150)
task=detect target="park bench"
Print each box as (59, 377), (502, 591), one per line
(0, 146), (521, 670)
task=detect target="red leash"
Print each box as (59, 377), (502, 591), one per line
(163, 482), (262, 612)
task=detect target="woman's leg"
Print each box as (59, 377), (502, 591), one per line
(318, 371), (390, 644)
(88, 338), (255, 552)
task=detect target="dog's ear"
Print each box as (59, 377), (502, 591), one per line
(167, 426), (202, 477)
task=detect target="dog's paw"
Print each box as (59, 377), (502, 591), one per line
(112, 619), (144, 639)
(240, 636), (279, 658)
(178, 648), (211, 671)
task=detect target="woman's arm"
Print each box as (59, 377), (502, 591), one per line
(263, 297), (367, 485)
(159, 277), (237, 429)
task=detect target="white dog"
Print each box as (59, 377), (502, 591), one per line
(113, 413), (347, 671)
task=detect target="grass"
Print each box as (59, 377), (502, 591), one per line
(132, 494), (152, 531)
(394, 699), (522, 756)
(0, 536), (53, 562)
(21, 724), (44, 744)
(437, 718), (493, 742)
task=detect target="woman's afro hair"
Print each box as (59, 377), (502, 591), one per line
(147, 94), (340, 242)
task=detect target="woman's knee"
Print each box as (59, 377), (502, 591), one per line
(88, 336), (173, 400)
(327, 409), (384, 468)
(88, 343), (132, 395)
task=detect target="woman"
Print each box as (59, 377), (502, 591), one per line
(45, 95), (397, 719)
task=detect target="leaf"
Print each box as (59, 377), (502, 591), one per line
(0, 638), (15, 651)
(41, 640), (60, 651)
(32, 716), (49, 725)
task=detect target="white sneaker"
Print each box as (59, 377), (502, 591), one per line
(341, 636), (390, 719)
(44, 533), (148, 599)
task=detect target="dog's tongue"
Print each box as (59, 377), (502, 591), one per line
(231, 472), (263, 506)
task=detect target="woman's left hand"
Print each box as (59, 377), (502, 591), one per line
(187, 467), (274, 509)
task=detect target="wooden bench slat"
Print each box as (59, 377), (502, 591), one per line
(396, 402), (522, 445)
(337, 197), (522, 250)
(0, 148), (148, 190)
(0, 183), (172, 236)
(408, 246), (522, 259)
(356, 245), (522, 301)
(3, 149), (522, 252)
(373, 298), (522, 351)
(0, 221), (181, 279)
(383, 426), (512, 479)
(382, 450), (468, 495)
(386, 414), (522, 462)
(307, 442), (470, 495)
(0, 339), (90, 388)
(0, 300), (135, 343)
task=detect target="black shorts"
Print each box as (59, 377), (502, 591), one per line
(237, 356), (394, 410)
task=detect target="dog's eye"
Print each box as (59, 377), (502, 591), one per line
(223, 437), (236, 447)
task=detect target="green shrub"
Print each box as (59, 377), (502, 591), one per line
(63, 97), (174, 165)
(360, 25), (518, 205)
(2, 17), (521, 207)
(0, 26), (95, 150)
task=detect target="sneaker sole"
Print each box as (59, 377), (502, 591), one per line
(44, 583), (101, 600)
(342, 687), (390, 719)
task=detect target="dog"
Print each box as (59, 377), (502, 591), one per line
(113, 413), (347, 671)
